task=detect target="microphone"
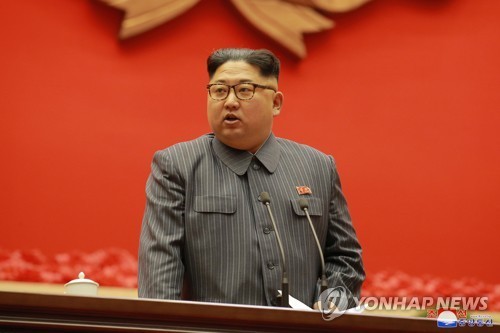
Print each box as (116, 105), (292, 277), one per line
(298, 198), (328, 294)
(259, 192), (289, 308)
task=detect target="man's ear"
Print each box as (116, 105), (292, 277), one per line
(272, 91), (284, 116)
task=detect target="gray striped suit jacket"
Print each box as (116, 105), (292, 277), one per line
(138, 133), (364, 307)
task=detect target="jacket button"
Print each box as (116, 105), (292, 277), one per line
(267, 262), (275, 270)
(263, 227), (271, 234)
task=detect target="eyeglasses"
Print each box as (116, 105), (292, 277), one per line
(207, 83), (276, 101)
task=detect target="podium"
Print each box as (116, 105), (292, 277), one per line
(0, 290), (471, 332)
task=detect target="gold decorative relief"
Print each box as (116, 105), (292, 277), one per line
(99, 0), (371, 58)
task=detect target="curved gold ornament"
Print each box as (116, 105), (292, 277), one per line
(99, 0), (371, 58)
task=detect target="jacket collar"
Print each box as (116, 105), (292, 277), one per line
(212, 133), (280, 175)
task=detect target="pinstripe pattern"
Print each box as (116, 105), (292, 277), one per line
(138, 133), (364, 307)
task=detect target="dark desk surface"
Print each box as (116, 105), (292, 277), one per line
(0, 291), (487, 333)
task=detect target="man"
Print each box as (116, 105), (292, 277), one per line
(138, 48), (364, 308)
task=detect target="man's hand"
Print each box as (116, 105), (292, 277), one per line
(313, 301), (336, 311)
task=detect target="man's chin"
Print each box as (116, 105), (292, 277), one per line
(216, 134), (251, 151)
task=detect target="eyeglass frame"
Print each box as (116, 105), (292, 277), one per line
(206, 82), (277, 101)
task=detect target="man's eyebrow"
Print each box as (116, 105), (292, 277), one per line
(213, 79), (254, 84)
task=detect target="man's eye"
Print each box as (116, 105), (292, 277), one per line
(237, 86), (253, 93)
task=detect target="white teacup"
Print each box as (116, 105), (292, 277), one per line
(64, 272), (99, 296)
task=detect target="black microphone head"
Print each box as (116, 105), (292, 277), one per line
(298, 198), (309, 210)
(258, 192), (271, 204)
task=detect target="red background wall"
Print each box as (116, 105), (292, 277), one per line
(1, 0), (498, 284)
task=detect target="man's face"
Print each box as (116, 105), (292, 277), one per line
(207, 61), (283, 153)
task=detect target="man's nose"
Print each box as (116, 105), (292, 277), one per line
(224, 88), (240, 109)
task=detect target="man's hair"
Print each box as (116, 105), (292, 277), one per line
(207, 48), (280, 81)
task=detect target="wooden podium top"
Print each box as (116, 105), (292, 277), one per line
(0, 291), (475, 332)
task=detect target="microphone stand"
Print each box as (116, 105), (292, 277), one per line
(299, 198), (328, 294)
(260, 192), (289, 307)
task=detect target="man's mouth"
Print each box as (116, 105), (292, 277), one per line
(224, 114), (240, 124)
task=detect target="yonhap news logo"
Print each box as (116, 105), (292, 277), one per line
(318, 290), (492, 323)
(318, 286), (350, 321)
